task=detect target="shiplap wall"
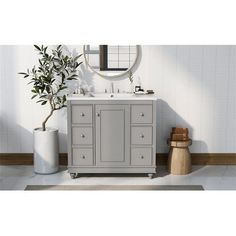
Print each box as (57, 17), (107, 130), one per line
(0, 45), (235, 153)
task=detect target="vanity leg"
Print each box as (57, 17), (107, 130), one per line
(70, 173), (79, 179)
(148, 174), (154, 179)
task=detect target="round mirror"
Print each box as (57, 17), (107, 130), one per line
(83, 45), (139, 78)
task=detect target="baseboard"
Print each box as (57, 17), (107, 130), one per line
(0, 153), (67, 165)
(156, 153), (236, 165)
(0, 153), (236, 166)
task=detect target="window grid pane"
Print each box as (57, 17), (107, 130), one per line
(107, 45), (135, 69)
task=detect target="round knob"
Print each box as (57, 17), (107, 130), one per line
(81, 113), (85, 117)
(81, 134), (85, 138)
(82, 155), (85, 159)
(140, 155), (144, 159)
(140, 134), (144, 138)
(96, 112), (100, 117)
(140, 112), (144, 117)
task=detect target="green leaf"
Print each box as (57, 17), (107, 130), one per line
(31, 94), (37, 99)
(35, 87), (40, 93)
(37, 100), (45, 103)
(41, 85), (45, 93)
(46, 86), (50, 93)
(18, 72), (28, 75)
(67, 76), (77, 80)
(60, 86), (67, 90)
(34, 45), (41, 51)
(41, 101), (47, 105)
(75, 61), (83, 68)
(63, 95), (66, 102)
(74, 54), (83, 61)
(27, 81), (35, 85)
(64, 55), (68, 62)
(65, 69), (69, 75)
(31, 89), (37, 93)
(57, 45), (62, 51)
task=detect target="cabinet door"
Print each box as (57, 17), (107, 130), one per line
(95, 105), (130, 166)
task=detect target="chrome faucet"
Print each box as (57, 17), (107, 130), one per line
(80, 88), (86, 95)
(110, 82), (114, 93)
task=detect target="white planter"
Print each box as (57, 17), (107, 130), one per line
(33, 127), (59, 174)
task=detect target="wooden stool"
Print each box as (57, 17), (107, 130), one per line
(167, 139), (192, 175)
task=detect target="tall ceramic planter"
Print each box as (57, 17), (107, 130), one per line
(33, 127), (59, 174)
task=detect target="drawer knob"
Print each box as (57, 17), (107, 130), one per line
(82, 155), (86, 159)
(140, 134), (144, 138)
(96, 112), (100, 117)
(140, 155), (144, 159)
(81, 113), (85, 117)
(140, 112), (144, 117)
(81, 134), (85, 138)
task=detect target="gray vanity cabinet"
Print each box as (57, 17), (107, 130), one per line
(67, 99), (157, 178)
(95, 105), (130, 166)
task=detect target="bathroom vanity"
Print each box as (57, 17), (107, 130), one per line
(67, 93), (157, 178)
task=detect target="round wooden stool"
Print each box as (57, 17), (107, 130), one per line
(167, 139), (192, 175)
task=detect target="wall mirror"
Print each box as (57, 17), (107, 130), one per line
(83, 45), (139, 78)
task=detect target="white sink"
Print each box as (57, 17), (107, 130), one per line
(91, 93), (134, 98)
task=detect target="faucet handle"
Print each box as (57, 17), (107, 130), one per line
(105, 89), (107, 93)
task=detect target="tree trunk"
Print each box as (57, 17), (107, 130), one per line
(42, 109), (54, 131)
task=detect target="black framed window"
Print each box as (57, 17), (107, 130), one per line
(99, 45), (135, 71)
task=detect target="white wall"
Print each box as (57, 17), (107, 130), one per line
(0, 45), (236, 153)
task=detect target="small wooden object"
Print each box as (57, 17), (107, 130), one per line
(170, 133), (189, 141)
(167, 139), (192, 175)
(172, 127), (189, 134)
(171, 127), (189, 141)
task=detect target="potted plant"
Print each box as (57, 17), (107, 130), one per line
(19, 45), (82, 174)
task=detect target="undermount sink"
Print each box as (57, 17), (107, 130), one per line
(90, 93), (134, 98)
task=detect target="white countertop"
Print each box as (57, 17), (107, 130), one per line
(67, 93), (158, 101)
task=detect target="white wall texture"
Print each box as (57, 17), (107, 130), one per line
(0, 45), (236, 153)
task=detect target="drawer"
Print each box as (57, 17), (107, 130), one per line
(72, 127), (93, 145)
(131, 126), (153, 145)
(72, 148), (93, 166)
(72, 105), (93, 124)
(131, 105), (152, 124)
(131, 148), (152, 166)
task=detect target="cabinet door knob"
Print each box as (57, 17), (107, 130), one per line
(140, 155), (144, 159)
(140, 112), (144, 117)
(140, 134), (144, 138)
(81, 113), (85, 117)
(81, 134), (85, 138)
(82, 155), (86, 159)
(96, 112), (100, 117)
